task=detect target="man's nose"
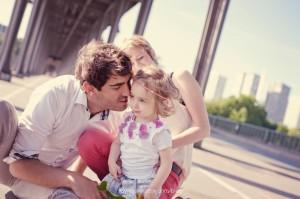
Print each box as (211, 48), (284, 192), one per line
(122, 84), (131, 96)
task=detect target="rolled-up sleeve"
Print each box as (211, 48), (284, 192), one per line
(4, 88), (58, 164)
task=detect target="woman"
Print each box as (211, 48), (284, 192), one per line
(121, 35), (210, 197)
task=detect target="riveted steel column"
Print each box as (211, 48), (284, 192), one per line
(0, 0), (28, 81)
(134, 0), (153, 35)
(23, 0), (47, 75)
(193, 0), (230, 94)
(15, 0), (42, 76)
(27, 15), (47, 74)
(107, 0), (126, 43)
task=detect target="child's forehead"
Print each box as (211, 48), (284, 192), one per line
(131, 83), (155, 98)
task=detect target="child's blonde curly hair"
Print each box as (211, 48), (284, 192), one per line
(133, 65), (180, 117)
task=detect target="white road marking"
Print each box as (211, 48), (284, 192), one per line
(1, 77), (46, 100)
(198, 168), (252, 199)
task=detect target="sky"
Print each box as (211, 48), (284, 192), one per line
(1, 0), (300, 101)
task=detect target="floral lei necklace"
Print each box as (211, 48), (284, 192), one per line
(119, 113), (163, 139)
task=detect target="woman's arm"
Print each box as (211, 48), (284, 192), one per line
(145, 147), (172, 198)
(172, 70), (210, 148)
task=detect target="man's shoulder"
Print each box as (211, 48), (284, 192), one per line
(34, 75), (78, 93)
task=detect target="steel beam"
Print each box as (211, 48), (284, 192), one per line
(134, 0), (153, 35)
(0, 0), (28, 81)
(57, 0), (93, 56)
(108, 0), (126, 43)
(15, 0), (42, 75)
(23, 0), (48, 75)
(193, 0), (230, 94)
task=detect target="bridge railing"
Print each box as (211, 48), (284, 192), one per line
(209, 115), (300, 153)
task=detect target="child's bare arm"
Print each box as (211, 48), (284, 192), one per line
(108, 135), (122, 179)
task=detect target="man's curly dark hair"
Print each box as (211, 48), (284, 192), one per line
(75, 40), (132, 90)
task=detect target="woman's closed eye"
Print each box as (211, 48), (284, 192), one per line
(136, 56), (144, 61)
(139, 98), (146, 103)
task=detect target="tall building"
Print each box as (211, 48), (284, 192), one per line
(256, 75), (269, 105)
(213, 75), (227, 100)
(239, 73), (260, 98)
(265, 83), (290, 124)
(284, 96), (300, 128)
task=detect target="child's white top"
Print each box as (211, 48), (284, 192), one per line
(119, 112), (172, 179)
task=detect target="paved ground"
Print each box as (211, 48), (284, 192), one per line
(1, 75), (300, 198)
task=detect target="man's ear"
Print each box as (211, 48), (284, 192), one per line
(82, 81), (95, 95)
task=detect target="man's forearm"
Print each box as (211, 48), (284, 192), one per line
(9, 159), (76, 188)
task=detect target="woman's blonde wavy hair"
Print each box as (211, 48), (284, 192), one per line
(121, 35), (158, 65)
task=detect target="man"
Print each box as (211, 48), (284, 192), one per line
(0, 40), (132, 199)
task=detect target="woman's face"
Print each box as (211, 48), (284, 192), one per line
(125, 47), (155, 74)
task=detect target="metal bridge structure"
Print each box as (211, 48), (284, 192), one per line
(0, 0), (230, 94)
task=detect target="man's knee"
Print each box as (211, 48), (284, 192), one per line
(78, 128), (115, 157)
(0, 100), (17, 118)
(0, 100), (18, 187)
(0, 100), (18, 143)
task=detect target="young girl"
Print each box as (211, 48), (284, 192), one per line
(104, 66), (179, 199)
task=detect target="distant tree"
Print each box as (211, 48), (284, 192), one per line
(206, 95), (277, 129)
(288, 128), (300, 137)
(276, 124), (289, 133)
(0, 33), (3, 46)
(229, 107), (247, 123)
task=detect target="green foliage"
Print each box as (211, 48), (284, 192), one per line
(0, 33), (3, 46)
(206, 95), (277, 129)
(97, 181), (125, 199)
(276, 124), (289, 133)
(229, 107), (247, 123)
(288, 128), (300, 137)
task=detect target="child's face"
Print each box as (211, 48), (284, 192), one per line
(129, 81), (157, 122)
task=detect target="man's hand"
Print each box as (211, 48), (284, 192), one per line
(68, 172), (108, 199)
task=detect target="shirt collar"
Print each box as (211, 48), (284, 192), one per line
(74, 82), (110, 120)
(75, 87), (88, 108)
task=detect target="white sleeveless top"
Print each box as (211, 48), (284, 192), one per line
(161, 100), (193, 179)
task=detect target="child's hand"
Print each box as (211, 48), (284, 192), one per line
(144, 187), (160, 199)
(108, 161), (122, 180)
